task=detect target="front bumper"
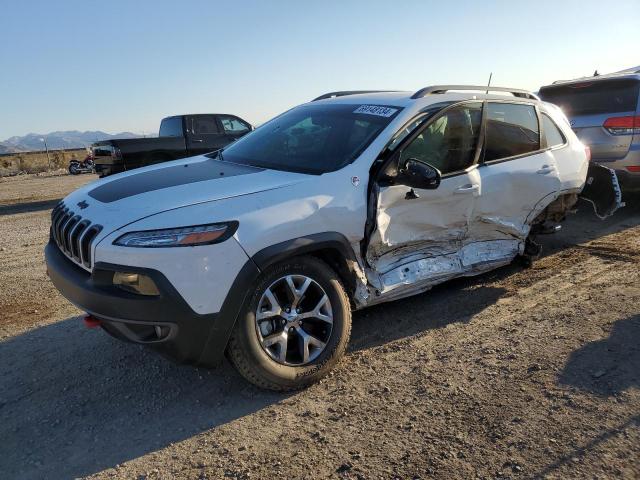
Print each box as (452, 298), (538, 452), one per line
(45, 240), (258, 365)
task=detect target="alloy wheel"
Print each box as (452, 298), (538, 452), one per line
(255, 274), (333, 366)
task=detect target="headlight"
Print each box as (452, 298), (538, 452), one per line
(113, 222), (238, 248)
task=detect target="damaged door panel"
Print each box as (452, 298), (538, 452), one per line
(361, 99), (624, 307)
(472, 148), (562, 242)
(579, 163), (624, 219)
(367, 167), (480, 269)
(365, 102), (486, 294)
(470, 102), (562, 244)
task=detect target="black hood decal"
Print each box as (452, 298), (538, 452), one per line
(89, 160), (263, 203)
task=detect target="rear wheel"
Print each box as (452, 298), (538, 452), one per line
(227, 256), (351, 391)
(517, 235), (542, 268)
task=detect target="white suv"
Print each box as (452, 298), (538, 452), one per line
(46, 86), (620, 390)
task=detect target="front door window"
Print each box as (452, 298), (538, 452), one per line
(398, 102), (483, 175)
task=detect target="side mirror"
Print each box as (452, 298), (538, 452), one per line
(397, 158), (441, 190)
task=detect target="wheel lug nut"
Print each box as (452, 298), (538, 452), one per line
(296, 307), (302, 313)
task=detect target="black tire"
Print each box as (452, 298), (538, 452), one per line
(68, 163), (80, 175)
(227, 256), (352, 391)
(517, 235), (542, 268)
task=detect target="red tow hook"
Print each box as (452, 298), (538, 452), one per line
(83, 315), (102, 328)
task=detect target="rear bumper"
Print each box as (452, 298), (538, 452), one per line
(615, 169), (640, 190)
(45, 240), (259, 365)
(594, 147), (640, 190)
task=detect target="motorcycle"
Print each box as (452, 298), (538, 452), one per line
(68, 155), (95, 175)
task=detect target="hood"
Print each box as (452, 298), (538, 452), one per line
(62, 155), (307, 233)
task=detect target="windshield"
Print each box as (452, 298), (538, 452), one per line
(216, 103), (402, 174)
(539, 79), (640, 116)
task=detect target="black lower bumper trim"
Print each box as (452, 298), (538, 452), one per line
(45, 241), (259, 365)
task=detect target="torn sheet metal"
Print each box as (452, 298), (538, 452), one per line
(363, 175), (528, 306)
(375, 240), (520, 294)
(366, 180), (476, 268)
(476, 216), (530, 240)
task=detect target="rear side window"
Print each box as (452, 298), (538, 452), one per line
(158, 117), (183, 137)
(219, 115), (250, 134)
(539, 79), (640, 116)
(191, 116), (220, 135)
(542, 114), (566, 147)
(484, 103), (540, 162)
(399, 102), (483, 175)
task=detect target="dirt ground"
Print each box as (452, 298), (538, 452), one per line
(0, 173), (638, 480)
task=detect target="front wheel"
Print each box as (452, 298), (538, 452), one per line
(68, 163), (80, 175)
(227, 256), (352, 391)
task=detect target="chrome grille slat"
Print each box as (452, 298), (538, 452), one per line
(52, 208), (67, 244)
(64, 216), (81, 255)
(50, 206), (65, 241)
(70, 221), (89, 260)
(56, 209), (70, 244)
(81, 226), (102, 268)
(55, 211), (70, 246)
(49, 202), (101, 272)
(59, 213), (75, 253)
(77, 222), (94, 266)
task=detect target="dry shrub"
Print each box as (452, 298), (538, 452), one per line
(0, 149), (87, 176)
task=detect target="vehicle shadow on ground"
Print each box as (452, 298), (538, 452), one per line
(0, 198), (61, 216)
(530, 314), (640, 478)
(537, 196), (640, 257)
(351, 197), (640, 352)
(0, 282), (507, 480)
(0, 319), (285, 480)
(350, 282), (507, 352)
(557, 314), (640, 396)
(530, 414), (640, 480)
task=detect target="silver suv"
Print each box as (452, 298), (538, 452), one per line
(539, 67), (640, 191)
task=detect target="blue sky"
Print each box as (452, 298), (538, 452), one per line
(1, 0), (638, 139)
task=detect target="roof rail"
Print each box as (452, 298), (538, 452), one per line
(411, 85), (539, 101)
(312, 90), (398, 101)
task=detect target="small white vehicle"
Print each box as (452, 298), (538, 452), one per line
(46, 86), (621, 390)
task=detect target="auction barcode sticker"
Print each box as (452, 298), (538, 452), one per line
(353, 105), (398, 117)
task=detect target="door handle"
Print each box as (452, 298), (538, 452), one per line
(455, 184), (479, 194)
(192, 139), (204, 143)
(537, 165), (555, 174)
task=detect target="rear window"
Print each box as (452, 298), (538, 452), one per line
(542, 114), (566, 147)
(159, 117), (183, 137)
(484, 103), (540, 162)
(218, 103), (401, 174)
(539, 79), (640, 116)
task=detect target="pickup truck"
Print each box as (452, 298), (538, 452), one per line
(92, 113), (252, 177)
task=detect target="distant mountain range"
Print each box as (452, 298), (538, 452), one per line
(0, 130), (145, 153)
